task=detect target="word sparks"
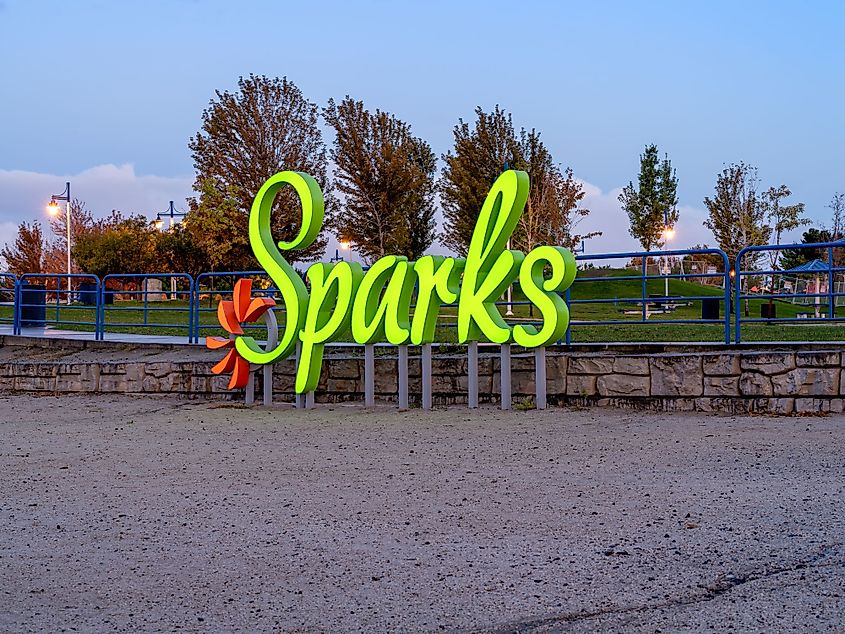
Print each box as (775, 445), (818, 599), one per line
(228, 170), (576, 393)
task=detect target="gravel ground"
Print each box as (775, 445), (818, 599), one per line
(0, 393), (843, 633)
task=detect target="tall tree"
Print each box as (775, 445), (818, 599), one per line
(189, 75), (330, 263)
(829, 193), (845, 241)
(155, 222), (211, 279)
(512, 129), (599, 251)
(703, 162), (772, 305)
(827, 192), (845, 269)
(323, 97), (436, 261)
(779, 228), (832, 271)
(760, 185), (808, 271)
(72, 215), (160, 279)
(440, 106), (523, 255)
(618, 144), (679, 252)
(183, 180), (253, 271)
(1, 222), (44, 275)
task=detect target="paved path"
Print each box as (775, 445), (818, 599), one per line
(0, 394), (843, 632)
(0, 325), (198, 346)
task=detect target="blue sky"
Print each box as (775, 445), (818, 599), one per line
(1, 0), (843, 255)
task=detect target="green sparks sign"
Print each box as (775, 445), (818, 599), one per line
(208, 169), (577, 394)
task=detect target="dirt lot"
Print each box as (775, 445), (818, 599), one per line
(0, 393), (843, 633)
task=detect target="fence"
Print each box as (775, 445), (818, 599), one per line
(566, 248), (731, 344)
(735, 241), (845, 342)
(101, 273), (195, 342)
(3, 242), (844, 344)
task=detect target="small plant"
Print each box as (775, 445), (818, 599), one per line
(515, 396), (536, 411)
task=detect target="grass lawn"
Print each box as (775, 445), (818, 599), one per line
(3, 269), (843, 344)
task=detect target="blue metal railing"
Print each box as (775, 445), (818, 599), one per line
(3, 242), (844, 345)
(564, 248), (732, 344)
(16, 273), (101, 336)
(0, 273), (17, 331)
(100, 273), (195, 342)
(735, 241), (845, 342)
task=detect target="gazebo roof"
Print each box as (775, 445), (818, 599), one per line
(785, 259), (829, 273)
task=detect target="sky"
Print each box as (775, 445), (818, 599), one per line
(1, 0), (844, 260)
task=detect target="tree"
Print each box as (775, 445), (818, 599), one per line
(703, 162), (772, 272)
(72, 215), (160, 279)
(703, 163), (772, 316)
(155, 222), (210, 279)
(440, 106), (523, 255)
(323, 97), (436, 261)
(829, 193), (845, 241)
(760, 185), (808, 271)
(1, 222), (44, 275)
(183, 180), (254, 271)
(618, 144), (679, 252)
(189, 75), (331, 264)
(512, 129), (599, 252)
(779, 228), (833, 271)
(827, 193), (845, 269)
(682, 244), (727, 274)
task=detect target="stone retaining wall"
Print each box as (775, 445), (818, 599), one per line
(1, 336), (844, 414)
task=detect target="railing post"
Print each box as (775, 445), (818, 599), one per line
(467, 341), (478, 408)
(95, 277), (102, 340)
(535, 347), (547, 410)
(735, 252), (743, 343)
(13, 279), (20, 335)
(722, 252), (731, 345)
(421, 343), (432, 410)
(142, 276), (149, 326)
(398, 345), (409, 409)
(185, 275), (195, 344)
(245, 371), (255, 405)
(364, 343), (375, 407)
(500, 343), (511, 410)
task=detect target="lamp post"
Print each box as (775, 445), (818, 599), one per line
(155, 201), (187, 231)
(330, 240), (350, 263)
(661, 210), (676, 299)
(154, 201), (188, 298)
(47, 182), (72, 304)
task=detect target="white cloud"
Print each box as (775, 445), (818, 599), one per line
(0, 164), (193, 247)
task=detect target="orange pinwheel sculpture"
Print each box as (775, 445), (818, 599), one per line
(206, 279), (276, 389)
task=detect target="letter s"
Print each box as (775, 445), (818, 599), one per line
(235, 171), (323, 365)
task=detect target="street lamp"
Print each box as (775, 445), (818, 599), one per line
(661, 210), (676, 298)
(155, 201), (187, 230)
(47, 182), (72, 304)
(330, 240), (350, 263)
(154, 201), (188, 298)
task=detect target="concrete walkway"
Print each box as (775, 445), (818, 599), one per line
(0, 393), (842, 632)
(0, 325), (199, 346)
